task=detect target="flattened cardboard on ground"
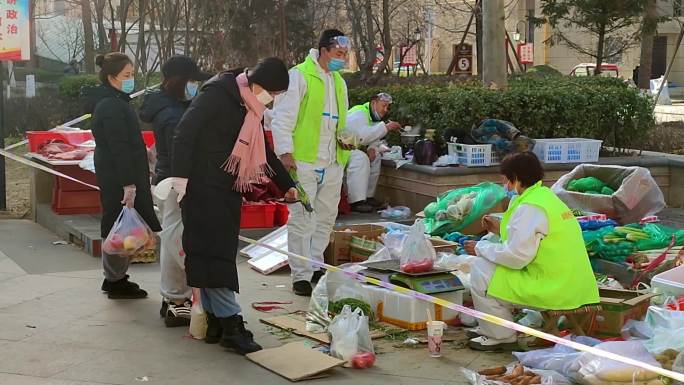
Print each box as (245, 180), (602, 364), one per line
(261, 312), (385, 345)
(246, 342), (345, 382)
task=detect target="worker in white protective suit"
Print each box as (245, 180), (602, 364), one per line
(344, 92), (402, 212)
(271, 29), (353, 296)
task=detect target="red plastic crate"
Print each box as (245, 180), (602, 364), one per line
(27, 130), (94, 152)
(240, 203), (276, 228)
(51, 186), (102, 215)
(53, 165), (98, 192)
(274, 202), (289, 226)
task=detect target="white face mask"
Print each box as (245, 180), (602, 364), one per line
(256, 90), (274, 106)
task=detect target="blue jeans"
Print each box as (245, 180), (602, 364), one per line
(200, 288), (242, 317)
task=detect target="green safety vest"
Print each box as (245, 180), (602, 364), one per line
(292, 56), (350, 165)
(487, 181), (600, 310)
(349, 102), (372, 124)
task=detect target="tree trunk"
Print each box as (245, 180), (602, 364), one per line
(137, 0), (147, 74)
(371, 0), (392, 81)
(482, 0), (506, 88)
(28, 0), (38, 69)
(95, 0), (107, 53)
(475, 1), (483, 78)
(81, 0), (96, 73)
(638, 0), (657, 89)
(118, 0), (129, 53)
(279, 0), (288, 60)
(360, 0), (375, 78)
(594, 23), (606, 76)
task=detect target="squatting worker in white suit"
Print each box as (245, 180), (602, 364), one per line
(345, 93), (402, 213)
(271, 29), (353, 296)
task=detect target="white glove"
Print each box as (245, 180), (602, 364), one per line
(122, 185), (137, 208)
(171, 177), (188, 203)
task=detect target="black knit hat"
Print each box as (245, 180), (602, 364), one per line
(318, 29), (345, 50)
(247, 57), (289, 92)
(162, 55), (212, 81)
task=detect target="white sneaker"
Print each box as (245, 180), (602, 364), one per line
(468, 335), (518, 352)
(466, 327), (483, 339)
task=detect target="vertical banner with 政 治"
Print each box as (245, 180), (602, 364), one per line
(0, 0), (31, 61)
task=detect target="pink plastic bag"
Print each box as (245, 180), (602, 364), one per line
(102, 207), (155, 257)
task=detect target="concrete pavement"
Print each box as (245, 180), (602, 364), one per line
(0, 219), (510, 385)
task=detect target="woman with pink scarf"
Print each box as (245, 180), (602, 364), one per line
(170, 58), (297, 355)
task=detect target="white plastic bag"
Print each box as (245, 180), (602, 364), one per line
(651, 76), (672, 105)
(514, 335), (601, 379)
(552, 164), (665, 225)
(576, 340), (662, 384)
(398, 219), (436, 273)
(329, 305), (374, 361)
(189, 288), (207, 340)
(380, 229), (407, 258)
(644, 299), (684, 355)
(363, 246), (393, 264)
(620, 319), (654, 341)
(306, 268), (370, 332)
(102, 207), (155, 257)
(379, 205), (411, 219)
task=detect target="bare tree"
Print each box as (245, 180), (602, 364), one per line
(81, 0), (96, 73)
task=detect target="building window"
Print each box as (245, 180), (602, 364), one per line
(675, 0), (683, 17)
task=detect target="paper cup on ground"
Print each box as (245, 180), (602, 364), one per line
(427, 321), (446, 357)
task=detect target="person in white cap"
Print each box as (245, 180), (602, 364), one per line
(344, 92), (402, 212)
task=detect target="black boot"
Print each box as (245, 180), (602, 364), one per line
(219, 315), (262, 355)
(205, 312), (222, 344)
(104, 276), (147, 299)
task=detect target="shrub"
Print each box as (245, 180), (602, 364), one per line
(5, 89), (86, 137)
(58, 75), (100, 98)
(348, 76), (655, 153)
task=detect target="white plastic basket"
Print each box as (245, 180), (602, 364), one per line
(447, 143), (500, 167)
(532, 138), (602, 164)
(651, 264), (684, 298)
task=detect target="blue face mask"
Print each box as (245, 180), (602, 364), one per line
(328, 58), (346, 72)
(185, 82), (199, 99)
(504, 181), (518, 198)
(121, 78), (135, 94)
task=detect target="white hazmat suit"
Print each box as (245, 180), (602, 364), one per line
(344, 108), (389, 204)
(271, 49), (348, 283)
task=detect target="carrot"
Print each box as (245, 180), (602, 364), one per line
(511, 364), (524, 377)
(478, 366), (507, 376)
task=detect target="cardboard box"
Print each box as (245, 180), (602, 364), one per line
(430, 237), (459, 253)
(591, 288), (658, 337)
(324, 224), (387, 266)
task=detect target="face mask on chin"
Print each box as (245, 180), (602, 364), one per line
(185, 82), (199, 99)
(370, 109), (383, 122)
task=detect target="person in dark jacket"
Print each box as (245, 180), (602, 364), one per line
(170, 57), (297, 355)
(82, 52), (161, 299)
(139, 55), (211, 327)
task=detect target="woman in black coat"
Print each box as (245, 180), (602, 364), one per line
(82, 52), (161, 299)
(171, 57), (297, 355)
(139, 55), (211, 327)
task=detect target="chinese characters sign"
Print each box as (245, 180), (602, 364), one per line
(517, 43), (534, 65)
(0, 0), (30, 61)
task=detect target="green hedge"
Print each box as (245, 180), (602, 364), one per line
(348, 76), (655, 152)
(58, 74), (100, 98)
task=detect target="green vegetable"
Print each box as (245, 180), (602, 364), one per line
(572, 208), (586, 217)
(329, 298), (374, 320)
(288, 169), (314, 212)
(600, 186), (615, 195)
(568, 177), (607, 193)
